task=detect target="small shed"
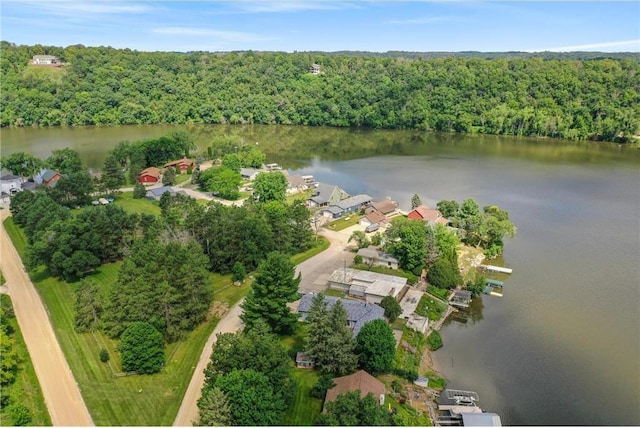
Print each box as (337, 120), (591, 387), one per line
(295, 352), (315, 369)
(450, 290), (472, 308)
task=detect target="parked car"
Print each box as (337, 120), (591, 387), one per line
(365, 223), (380, 233)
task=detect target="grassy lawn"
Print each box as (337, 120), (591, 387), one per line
(323, 288), (346, 298)
(0, 268), (4, 285)
(415, 294), (448, 322)
(174, 173), (192, 185)
(282, 369), (322, 425)
(427, 285), (450, 301)
(324, 214), (362, 231)
(0, 295), (52, 426)
(3, 217), (28, 259)
(112, 191), (162, 216)
(286, 189), (313, 205)
(290, 236), (330, 265)
(393, 327), (427, 376)
(4, 223), (250, 426)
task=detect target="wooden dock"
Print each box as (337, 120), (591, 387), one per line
(480, 264), (513, 274)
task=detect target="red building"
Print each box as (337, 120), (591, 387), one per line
(407, 205), (448, 225)
(138, 167), (161, 184)
(163, 158), (194, 174)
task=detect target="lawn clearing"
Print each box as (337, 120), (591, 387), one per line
(324, 214), (362, 231)
(290, 236), (330, 265)
(112, 191), (161, 216)
(0, 295), (51, 426)
(282, 368), (322, 425)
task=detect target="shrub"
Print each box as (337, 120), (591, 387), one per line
(118, 322), (165, 374)
(426, 330), (443, 351)
(427, 256), (461, 289)
(10, 404), (32, 426)
(133, 182), (146, 199)
(353, 255), (363, 264)
(379, 295), (402, 322)
(231, 262), (246, 283)
(100, 348), (110, 363)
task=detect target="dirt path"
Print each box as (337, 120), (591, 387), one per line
(173, 301), (245, 426)
(0, 209), (93, 426)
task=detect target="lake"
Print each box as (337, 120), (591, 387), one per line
(2, 125), (639, 425)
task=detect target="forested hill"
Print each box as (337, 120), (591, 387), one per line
(2, 42), (639, 142)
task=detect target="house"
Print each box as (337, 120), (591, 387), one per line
(450, 290), (472, 308)
(163, 158), (194, 174)
(310, 64), (321, 74)
(138, 167), (162, 184)
(145, 186), (176, 200)
(407, 204), (448, 226)
(263, 163), (282, 171)
(328, 268), (406, 305)
(35, 168), (61, 188)
(295, 352), (315, 369)
(324, 370), (385, 410)
(371, 199), (399, 216)
(359, 208), (387, 228)
(32, 55), (59, 65)
(406, 313), (429, 334)
(297, 294), (385, 336)
(287, 174), (307, 193)
(319, 194), (373, 219)
(240, 167), (261, 181)
(308, 182), (349, 208)
(0, 174), (23, 196)
(356, 246), (399, 270)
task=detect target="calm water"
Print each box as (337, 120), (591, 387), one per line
(2, 125), (639, 425)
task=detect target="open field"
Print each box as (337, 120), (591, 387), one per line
(112, 191), (162, 216)
(0, 295), (51, 426)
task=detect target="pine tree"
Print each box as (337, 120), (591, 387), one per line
(411, 193), (422, 209)
(240, 252), (301, 334)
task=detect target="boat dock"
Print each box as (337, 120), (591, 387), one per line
(480, 264), (513, 274)
(482, 278), (505, 297)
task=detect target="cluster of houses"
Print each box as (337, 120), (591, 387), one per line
(138, 158), (195, 184)
(0, 168), (63, 202)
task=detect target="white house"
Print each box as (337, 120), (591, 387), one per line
(0, 174), (23, 196)
(33, 55), (59, 65)
(356, 246), (399, 270)
(328, 268), (406, 305)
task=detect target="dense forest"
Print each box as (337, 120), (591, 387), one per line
(1, 42), (639, 142)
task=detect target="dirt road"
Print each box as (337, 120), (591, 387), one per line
(173, 301), (245, 426)
(0, 209), (93, 426)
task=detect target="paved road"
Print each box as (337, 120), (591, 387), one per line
(173, 225), (360, 426)
(0, 209), (94, 426)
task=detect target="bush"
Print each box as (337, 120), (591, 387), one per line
(231, 262), (246, 283)
(391, 367), (418, 382)
(118, 322), (165, 374)
(379, 295), (402, 322)
(353, 255), (363, 264)
(100, 348), (110, 363)
(426, 330), (443, 351)
(427, 256), (461, 289)
(133, 182), (146, 199)
(310, 374), (336, 399)
(10, 404), (32, 426)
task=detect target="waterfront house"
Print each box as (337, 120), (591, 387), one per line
(286, 174), (307, 193)
(356, 246), (399, 270)
(308, 182), (349, 207)
(240, 167), (261, 181)
(297, 293), (386, 335)
(138, 167), (161, 184)
(327, 268), (406, 305)
(324, 370), (385, 410)
(407, 204), (448, 226)
(450, 290), (472, 308)
(371, 199), (399, 216)
(359, 207), (387, 228)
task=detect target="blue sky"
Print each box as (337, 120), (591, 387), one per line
(1, 1), (639, 53)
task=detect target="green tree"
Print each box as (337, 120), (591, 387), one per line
(311, 373), (336, 399)
(355, 319), (396, 374)
(240, 252), (300, 334)
(46, 148), (84, 174)
(47, 170), (95, 207)
(411, 193), (422, 209)
(231, 262), (246, 283)
(214, 369), (287, 426)
(133, 182), (147, 198)
(221, 153), (241, 173)
(436, 200), (460, 219)
(169, 130), (196, 157)
(101, 154), (125, 192)
(316, 391), (393, 426)
(384, 217), (427, 275)
(427, 255), (462, 289)
(252, 171), (287, 203)
(348, 230), (370, 249)
(74, 280), (103, 332)
(379, 295), (402, 322)
(162, 167), (176, 186)
(10, 404), (32, 426)
(0, 151), (43, 181)
(305, 294), (358, 376)
(118, 322), (165, 374)
(198, 166), (241, 200)
(196, 387), (232, 426)
(0, 325), (18, 386)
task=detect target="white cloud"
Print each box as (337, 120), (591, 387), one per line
(230, 0), (359, 13)
(10, 0), (153, 16)
(152, 27), (274, 43)
(531, 39), (640, 52)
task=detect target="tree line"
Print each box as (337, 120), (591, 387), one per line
(1, 42), (638, 142)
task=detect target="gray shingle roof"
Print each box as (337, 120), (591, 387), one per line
(337, 194), (373, 209)
(298, 294), (385, 335)
(356, 246), (398, 264)
(146, 186), (176, 197)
